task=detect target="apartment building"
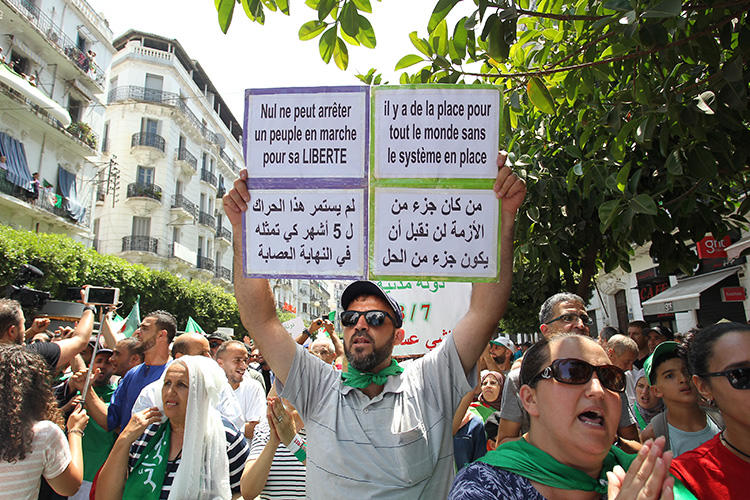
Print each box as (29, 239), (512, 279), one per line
(0, 0), (113, 242)
(95, 30), (243, 291)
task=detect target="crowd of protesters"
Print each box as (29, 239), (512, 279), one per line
(0, 155), (747, 499)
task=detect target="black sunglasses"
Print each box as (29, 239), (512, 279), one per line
(700, 367), (750, 390)
(340, 310), (395, 328)
(545, 313), (594, 326)
(530, 358), (626, 393)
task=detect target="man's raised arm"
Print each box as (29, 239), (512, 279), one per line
(453, 152), (526, 373)
(224, 169), (297, 385)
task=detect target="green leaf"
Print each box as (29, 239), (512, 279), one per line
(395, 54), (424, 70)
(340, 27), (360, 46)
(631, 194), (657, 215)
(276, 0), (289, 14)
(215, 0), (235, 33)
(261, 0), (277, 12)
(527, 77), (555, 115)
(333, 37), (349, 70)
(356, 14), (376, 48)
(299, 20), (328, 40)
(317, 0), (335, 21)
(352, 0), (371, 13)
(602, 0), (631, 11)
(453, 17), (468, 60)
(599, 199), (621, 231)
(430, 19), (448, 56)
(616, 163), (630, 192)
(340, 1), (359, 37)
(542, 28), (563, 42)
(428, 0), (461, 34)
(643, 0), (682, 18)
(665, 150), (683, 175)
(242, 0), (265, 23)
(409, 31), (433, 57)
(319, 26), (337, 63)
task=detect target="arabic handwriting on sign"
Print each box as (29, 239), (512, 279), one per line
(391, 199), (408, 215)
(420, 198), (437, 216)
(252, 199), (264, 212)
(255, 221), (280, 236)
(282, 223), (298, 242)
(465, 199), (483, 216)
(441, 196), (461, 215)
(425, 337), (443, 350)
(433, 251), (456, 269)
(345, 198), (356, 217)
(401, 334), (419, 345)
(258, 244), (296, 262)
(335, 245), (352, 267)
(264, 198), (285, 216)
(405, 221), (429, 242)
(389, 221), (401, 241)
(291, 197), (305, 212)
(382, 247), (406, 267)
(310, 199), (342, 217)
(432, 222), (446, 242)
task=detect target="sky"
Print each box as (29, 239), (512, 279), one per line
(87, 0), (436, 124)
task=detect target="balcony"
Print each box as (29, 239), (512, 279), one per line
(175, 147), (197, 176)
(197, 256), (215, 272)
(219, 149), (240, 175)
(0, 177), (89, 227)
(170, 194), (197, 219)
(198, 210), (215, 228)
(215, 266), (231, 281)
(126, 182), (162, 202)
(216, 226), (232, 242)
(200, 168), (217, 188)
(108, 86), (222, 146)
(2, 0), (105, 88)
(122, 235), (158, 253)
(131, 132), (165, 153)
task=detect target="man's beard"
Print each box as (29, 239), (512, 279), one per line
(137, 334), (157, 353)
(492, 352), (507, 365)
(345, 329), (394, 372)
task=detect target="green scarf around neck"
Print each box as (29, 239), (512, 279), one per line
(122, 420), (171, 500)
(478, 438), (696, 499)
(341, 359), (403, 388)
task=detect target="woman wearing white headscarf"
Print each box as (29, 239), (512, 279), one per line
(95, 356), (249, 499)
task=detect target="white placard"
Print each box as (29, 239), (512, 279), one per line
(282, 317), (305, 336)
(245, 189), (365, 276)
(373, 87), (500, 178)
(372, 188), (499, 278)
(246, 90), (368, 178)
(379, 281), (472, 356)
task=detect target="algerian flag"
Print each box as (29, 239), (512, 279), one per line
(118, 296), (140, 338)
(185, 316), (205, 335)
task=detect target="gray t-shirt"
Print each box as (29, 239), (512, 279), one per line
(279, 333), (475, 499)
(498, 367), (636, 435)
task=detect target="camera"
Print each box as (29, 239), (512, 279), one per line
(4, 264), (50, 309)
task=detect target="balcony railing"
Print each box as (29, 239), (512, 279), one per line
(126, 182), (162, 202)
(176, 147), (198, 170)
(219, 149), (239, 174)
(216, 185), (226, 198)
(0, 177), (89, 226)
(200, 168), (217, 187)
(197, 256), (215, 272)
(108, 86), (223, 146)
(122, 235), (158, 253)
(215, 266), (231, 281)
(198, 210), (215, 227)
(171, 194), (197, 217)
(216, 226), (231, 241)
(3, 0), (105, 86)
(131, 132), (165, 152)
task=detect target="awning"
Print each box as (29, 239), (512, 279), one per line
(0, 63), (72, 127)
(0, 131), (33, 191)
(641, 267), (741, 316)
(726, 237), (750, 260)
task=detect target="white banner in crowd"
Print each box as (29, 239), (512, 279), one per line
(378, 280), (472, 356)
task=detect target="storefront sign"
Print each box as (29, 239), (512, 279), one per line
(697, 235), (731, 259)
(721, 287), (746, 302)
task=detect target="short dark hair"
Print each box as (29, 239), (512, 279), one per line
(538, 293), (585, 325)
(599, 326), (620, 343)
(145, 310), (177, 343)
(118, 337), (144, 362)
(0, 299), (23, 339)
(215, 340), (246, 360)
(651, 350), (682, 383)
(628, 320), (648, 331)
(687, 322), (750, 377)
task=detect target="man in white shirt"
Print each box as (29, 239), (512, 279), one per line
(217, 340), (266, 439)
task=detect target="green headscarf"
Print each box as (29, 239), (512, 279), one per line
(478, 438), (696, 498)
(341, 359), (403, 388)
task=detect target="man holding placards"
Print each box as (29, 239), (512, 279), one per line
(224, 152), (525, 497)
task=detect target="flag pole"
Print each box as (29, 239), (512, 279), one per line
(80, 305), (104, 407)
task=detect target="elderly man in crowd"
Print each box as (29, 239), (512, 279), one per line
(222, 152), (526, 497)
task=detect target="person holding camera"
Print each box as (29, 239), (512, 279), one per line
(297, 317), (344, 369)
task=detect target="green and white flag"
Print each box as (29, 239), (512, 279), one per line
(118, 296), (141, 338)
(185, 316), (205, 335)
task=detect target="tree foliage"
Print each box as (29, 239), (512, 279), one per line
(0, 225), (244, 335)
(216, 0), (750, 326)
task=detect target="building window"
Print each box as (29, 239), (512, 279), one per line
(68, 98), (83, 122)
(9, 52), (29, 75)
(302, 303), (307, 313)
(76, 33), (87, 52)
(132, 216), (151, 236)
(202, 153), (207, 170)
(101, 121), (110, 152)
(136, 166), (154, 185)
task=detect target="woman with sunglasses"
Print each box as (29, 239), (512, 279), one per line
(449, 333), (682, 500)
(669, 322), (750, 499)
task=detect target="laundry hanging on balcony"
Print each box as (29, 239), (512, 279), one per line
(57, 166), (86, 222)
(0, 131), (33, 192)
